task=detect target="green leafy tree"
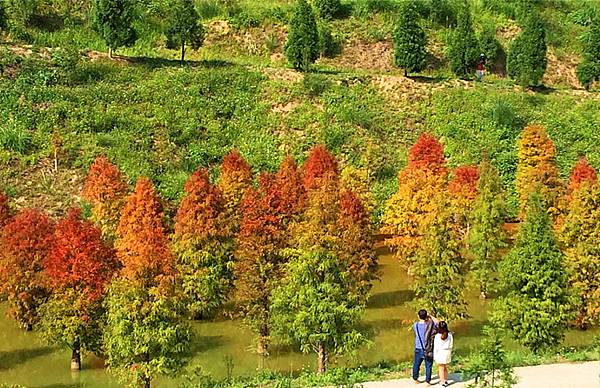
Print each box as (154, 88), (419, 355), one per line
(448, 0), (479, 78)
(576, 16), (600, 90)
(173, 169), (234, 319)
(166, 0), (205, 64)
(104, 278), (191, 388)
(463, 326), (517, 388)
(469, 161), (507, 299)
(491, 191), (572, 353)
(285, 0), (319, 71)
(91, 0), (137, 58)
(312, 0), (340, 20)
(393, 1), (427, 76)
(271, 250), (368, 374)
(507, 13), (547, 87)
(105, 178), (191, 388)
(412, 203), (469, 320)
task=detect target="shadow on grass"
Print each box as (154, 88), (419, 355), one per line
(368, 289), (414, 309)
(407, 74), (448, 84)
(0, 346), (55, 370)
(129, 56), (234, 70)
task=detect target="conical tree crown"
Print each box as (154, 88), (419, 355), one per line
(285, 0), (319, 71)
(393, 1), (427, 74)
(117, 178), (173, 283)
(302, 145), (339, 190)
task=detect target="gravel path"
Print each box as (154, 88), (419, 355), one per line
(352, 361), (598, 388)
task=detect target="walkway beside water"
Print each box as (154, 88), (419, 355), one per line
(349, 361), (599, 388)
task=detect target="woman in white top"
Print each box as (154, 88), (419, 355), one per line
(433, 321), (453, 387)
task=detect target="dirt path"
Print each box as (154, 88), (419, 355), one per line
(352, 361), (598, 388)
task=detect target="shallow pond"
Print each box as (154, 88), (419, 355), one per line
(0, 247), (596, 387)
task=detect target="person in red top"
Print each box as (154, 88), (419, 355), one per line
(476, 53), (486, 81)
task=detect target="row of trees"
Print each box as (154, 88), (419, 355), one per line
(393, 0), (547, 86)
(0, 145), (378, 385)
(382, 126), (599, 352)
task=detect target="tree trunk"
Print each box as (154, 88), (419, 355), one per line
(70, 339), (81, 371)
(142, 352), (151, 388)
(181, 41), (186, 64)
(108, 47), (113, 59)
(317, 343), (327, 374)
(404, 69), (408, 77)
(257, 324), (269, 356)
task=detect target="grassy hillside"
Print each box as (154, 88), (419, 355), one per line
(1, 0), (600, 219)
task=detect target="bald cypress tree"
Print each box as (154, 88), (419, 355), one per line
(285, 0), (319, 71)
(393, 1), (427, 76)
(491, 191), (572, 353)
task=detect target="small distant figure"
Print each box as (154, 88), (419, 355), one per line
(434, 321), (454, 387)
(476, 53), (486, 81)
(412, 309), (439, 385)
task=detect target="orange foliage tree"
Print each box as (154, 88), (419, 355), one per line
(337, 189), (378, 300)
(105, 177), (190, 388)
(173, 168), (234, 319)
(40, 209), (119, 370)
(302, 144), (339, 191)
(235, 173), (287, 355)
(515, 124), (563, 217)
(0, 209), (55, 330)
(382, 134), (448, 270)
(568, 157), (597, 192)
(276, 156), (306, 221)
(218, 150), (253, 235)
(82, 156), (128, 240)
(116, 177), (173, 283)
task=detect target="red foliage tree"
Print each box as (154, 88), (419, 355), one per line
(0, 209), (55, 329)
(569, 157), (597, 192)
(46, 208), (119, 303)
(235, 173), (287, 355)
(218, 150), (253, 235)
(407, 133), (447, 176)
(276, 156), (306, 219)
(0, 191), (12, 228)
(173, 168), (234, 318)
(449, 165), (480, 199)
(116, 178), (173, 285)
(302, 145), (339, 191)
(42, 208), (119, 369)
(82, 156), (128, 239)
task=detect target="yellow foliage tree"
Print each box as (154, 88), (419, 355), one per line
(515, 125), (563, 218)
(382, 134), (447, 271)
(558, 180), (600, 328)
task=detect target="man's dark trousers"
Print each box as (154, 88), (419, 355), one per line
(412, 348), (433, 382)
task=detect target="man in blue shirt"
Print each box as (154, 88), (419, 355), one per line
(413, 309), (439, 384)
